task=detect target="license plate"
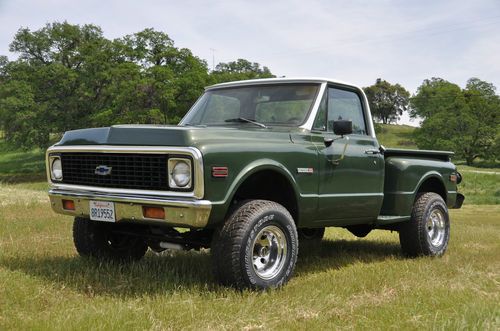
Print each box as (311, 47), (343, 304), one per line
(89, 200), (116, 222)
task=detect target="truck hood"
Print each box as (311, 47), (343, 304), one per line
(56, 124), (301, 148)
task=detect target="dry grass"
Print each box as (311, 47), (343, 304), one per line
(0, 182), (499, 330)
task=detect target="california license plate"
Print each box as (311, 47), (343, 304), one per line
(89, 200), (116, 222)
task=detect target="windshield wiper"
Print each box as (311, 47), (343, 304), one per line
(225, 117), (267, 128)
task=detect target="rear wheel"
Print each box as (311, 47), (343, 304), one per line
(399, 193), (450, 257)
(73, 217), (148, 261)
(211, 200), (298, 290)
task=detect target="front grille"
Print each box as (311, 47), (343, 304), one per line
(59, 153), (168, 190)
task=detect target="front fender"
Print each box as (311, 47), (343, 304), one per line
(219, 158), (300, 205)
(205, 159), (301, 227)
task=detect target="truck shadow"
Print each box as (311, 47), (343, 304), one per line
(1, 239), (401, 296)
(294, 239), (402, 276)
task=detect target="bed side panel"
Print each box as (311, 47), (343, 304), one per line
(381, 156), (457, 216)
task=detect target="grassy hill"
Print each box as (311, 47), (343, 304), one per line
(376, 124), (417, 149)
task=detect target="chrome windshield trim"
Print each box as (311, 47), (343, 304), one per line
(299, 82), (327, 131)
(205, 77), (357, 90)
(361, 88), (376, 138)
(46, 145), (205, 199)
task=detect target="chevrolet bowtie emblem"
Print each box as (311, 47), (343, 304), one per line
(95, 165), (112, 176)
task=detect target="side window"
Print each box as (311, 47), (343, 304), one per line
(327, 87), (367, 135)
(312, 90), (327, 131)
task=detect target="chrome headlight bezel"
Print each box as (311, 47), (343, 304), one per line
(168, 157), (193, 190)
(49, 155), (63, 181)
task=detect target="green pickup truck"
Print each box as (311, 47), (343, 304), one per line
(46, 78), (464, 289)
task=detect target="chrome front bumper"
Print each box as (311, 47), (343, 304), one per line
(48, 189), (212, 228)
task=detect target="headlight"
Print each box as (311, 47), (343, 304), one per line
(51, 157), (63, 181)
(168, 158), (192, 188)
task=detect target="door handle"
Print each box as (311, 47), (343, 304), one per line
(365, 149), (380, 156)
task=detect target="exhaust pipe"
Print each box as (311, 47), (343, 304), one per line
(159, 242), (185, 250)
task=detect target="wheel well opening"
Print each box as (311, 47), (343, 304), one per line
(230, 170), (299, 223)
(417, 177), (446, 202)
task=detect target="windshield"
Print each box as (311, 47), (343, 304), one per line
(181, 84), (320, 127)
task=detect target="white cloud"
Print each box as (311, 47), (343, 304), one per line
(0, 0), (499, 125)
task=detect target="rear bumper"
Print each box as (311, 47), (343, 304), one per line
(48, 189), (212, 228)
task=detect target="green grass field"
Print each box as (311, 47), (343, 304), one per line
(0, 182), (498, 329)
(1, 125), (499, 329)
(0, 140), (45, 183)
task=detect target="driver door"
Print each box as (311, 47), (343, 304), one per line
(311, 86), (384, 225)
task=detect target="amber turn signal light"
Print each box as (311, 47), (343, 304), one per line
(62, 199), (75, 210)
(143, 206), (165, 219)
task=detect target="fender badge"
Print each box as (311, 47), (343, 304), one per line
(297, 167), (314, 174)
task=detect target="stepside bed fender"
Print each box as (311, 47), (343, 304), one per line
(382, 157), (449, 217)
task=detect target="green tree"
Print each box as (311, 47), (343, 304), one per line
(0, 22), (113, 148)
(0, 22), (275, 149)
(412, 77), (499, 165)
(210, 58), (274, 83)
(363, 78), (410, 124)
(108, 28), (210, 123)
(409, 77), (464, 120)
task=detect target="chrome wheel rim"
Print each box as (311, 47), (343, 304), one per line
(426, 209), (446, 247)
(251, 225), (287, 280)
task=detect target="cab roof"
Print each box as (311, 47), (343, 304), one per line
(205, 77), (359, 90)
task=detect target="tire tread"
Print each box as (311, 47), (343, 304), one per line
(211, 200), (297, 289)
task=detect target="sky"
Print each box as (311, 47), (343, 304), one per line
(1, 0), (499, 126)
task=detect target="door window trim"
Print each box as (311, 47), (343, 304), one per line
(304, 82), (376, 138)
(326, 85), (368, 136)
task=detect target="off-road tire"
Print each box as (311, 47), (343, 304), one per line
(298, 227), (325, 243)
(211, 200), (298, 290)
(399, 192), (450, 257)
(73, 217), (148, 261)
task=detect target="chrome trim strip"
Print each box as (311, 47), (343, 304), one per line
(361, 88), (376, 138)
(205, 77), (357, 91)
(46, 145), (205, 199)
(299, 83), (327, 131)
(301, 193), (384, 198)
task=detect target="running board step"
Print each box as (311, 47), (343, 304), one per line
(376, 215), (411, 225)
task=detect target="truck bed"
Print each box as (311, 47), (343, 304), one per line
(383, 148), (454, 162)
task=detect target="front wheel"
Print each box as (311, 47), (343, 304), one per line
(211, 200), (298, 290)
(399, 192), (450, 257)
